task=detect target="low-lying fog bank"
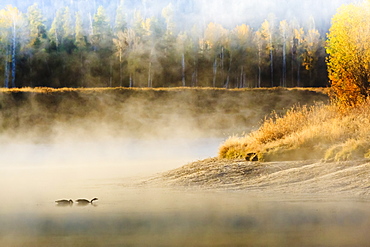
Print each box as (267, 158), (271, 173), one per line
(0, 87), (328, 211)
(0, 87), (328, 142)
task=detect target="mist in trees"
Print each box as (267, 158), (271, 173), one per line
(0, 0), (356, 88)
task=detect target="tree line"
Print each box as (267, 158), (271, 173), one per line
(0, 1), (329, 88)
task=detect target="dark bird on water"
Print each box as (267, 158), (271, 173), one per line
(76, 198), (98, 204)
(55, 199), (73, 205)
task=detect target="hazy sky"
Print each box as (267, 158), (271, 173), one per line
(0, 0), (357, 32)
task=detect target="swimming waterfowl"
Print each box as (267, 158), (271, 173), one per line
(55, 199), (73, 205)
(76, 198), (98, 204)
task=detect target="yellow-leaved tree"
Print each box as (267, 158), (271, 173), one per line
(326, 1), (370, 107)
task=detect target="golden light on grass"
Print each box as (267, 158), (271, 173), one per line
(0, 86), (329, 94)
(219, 100), (370, 162)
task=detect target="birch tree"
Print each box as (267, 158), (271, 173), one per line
(176, 32), (190, 86)
(204, 22), (228, 87)
(230, 24), (253, 88)
(0, 5), (23, 87)
(292, 27), (304, 86)
(279, 20), (291, 87)
(189, 25), (201, 86)
(255, 30), (265, 88)
(260, 14), (276, 87)
(113, 28), (141, 87)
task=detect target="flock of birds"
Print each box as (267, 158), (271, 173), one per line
(55, 198), (98, 206)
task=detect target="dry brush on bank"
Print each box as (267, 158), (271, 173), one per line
(219, 100), (370, 162)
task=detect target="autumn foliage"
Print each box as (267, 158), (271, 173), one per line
(326, 1), (370, 107)
(219, 100), (370, 162)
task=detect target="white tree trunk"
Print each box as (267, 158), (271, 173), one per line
(4, 45), (10, 88)
(258, 48), (261, 88)
(181, 53), (185, 87)
(148, 61), (152, 87)
(270, 49), (273, 87)
(11, 23), (16, 87)
(282, 41), (286, 87)
(213, 58), (217, 87)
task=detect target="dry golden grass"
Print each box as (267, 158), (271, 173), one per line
(0, 86), (328, 94)
(219, 100), (370, 162)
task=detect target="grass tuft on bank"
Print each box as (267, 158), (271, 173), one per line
(219, 100), (370, 162)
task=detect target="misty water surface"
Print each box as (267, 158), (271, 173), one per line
(1, 138), (370, 246)
(0, 138), (220, 205)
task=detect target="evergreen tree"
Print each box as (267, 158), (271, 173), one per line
(92, 5), (112, 50)
(62, 7), (73, 40)
(49, 8), (64, 50)
(26, 3), (46, 48)
(162, 3), (175, 37)
(114, 0), (127, 33)
(74, 11), (86, 48)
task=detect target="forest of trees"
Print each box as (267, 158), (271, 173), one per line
(0, 0), (354, 88)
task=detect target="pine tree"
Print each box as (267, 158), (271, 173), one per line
(62, 7), (73, 39)
(162, 3), (175, 37)
(75, 12), (86, 48)
(114, 0), (127, 33)
(92, 6), (112, 50)
(49, 8), (63, 49)
(26, 3), (46, 48)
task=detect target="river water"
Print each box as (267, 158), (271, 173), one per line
(1, 138), (370, 246)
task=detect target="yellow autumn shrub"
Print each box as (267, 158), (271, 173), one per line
(326, 1), (370, 107)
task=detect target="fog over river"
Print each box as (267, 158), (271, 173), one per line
(0, 89), (369, 246)
(1, 137), (370, 246)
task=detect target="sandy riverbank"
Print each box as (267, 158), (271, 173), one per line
(145, 158), (370, 197)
